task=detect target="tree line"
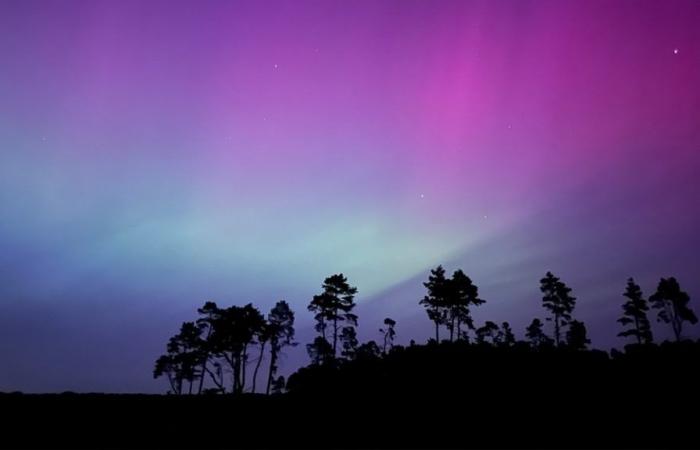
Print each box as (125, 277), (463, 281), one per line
(154, 301), (295, 395)
(154, 268), (697, 394)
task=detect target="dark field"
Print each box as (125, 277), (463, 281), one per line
(3, 341), (699, 449)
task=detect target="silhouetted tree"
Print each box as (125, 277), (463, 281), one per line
(540, 272), (576, 346)
(649, 277), (697, 342)
(340, 326), (359, 359)
(308, 274), (358, 357)
(447, 270), (484, 341)
(266, 300), (296, 395)
(525, 318), (553, 348)
(380, 317), (396, 354)
(420, 265), (449, 342)
(498, 321), (516, 347)
(355, 340), (382, 360)
(208, 304), (265, 394)
(476, 321), (500, 345)
(154, 321), (204, 394)
(566, 320), (590, 350)
(270, 375), (286, 394)
(153, 266), (700, 413)
(206, 361), (225, 393)
(178, 321), (206, 394)
(307, 336), (333, 365)
(251, 321), (271, 394)
(241, 305), (265, 391)
(154, 354), (182, 394)
(618, 278), (653, 345)
(195, 301), (222, 394)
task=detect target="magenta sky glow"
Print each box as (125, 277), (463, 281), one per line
(1, 0), (699, 392)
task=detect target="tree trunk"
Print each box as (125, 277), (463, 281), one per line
(668, 303), (681, 342)
(434, 320), (439, 342)
(197, 359), (207, 395)
(634, 316), (641, 345)
(241, 344), (248, 392)
(266, 348), (278, 395)
(233, 351), (241, 394)
(205, 366), (224, 392)
(197, 327), (212, 394)
(673, 316), (682, 342)
(333, 317), (338, 357)
(252, 341), (266, 394)
(167, 374), (177, 394)
(554, 315), (560, 346)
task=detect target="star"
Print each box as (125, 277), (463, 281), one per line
(507, 124), (512, 130)
(420, 194), (425, 199)
(274, 64), (278, 69)
(673, 48), (679, 55)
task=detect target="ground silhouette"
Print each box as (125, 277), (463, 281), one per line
(2, 268), (698, 449)
(3, 340), (699, 448)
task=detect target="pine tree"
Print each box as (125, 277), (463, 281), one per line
(540, 272), (576, 346)
(420, 265), (449, 342)
(618, 278), (653, 344)
(447, 270), (485, 342)
(475, 321), (499, 345)
(265, 300), (296, 395)
(566, 320), (590, 350)
(380, 318), (397, 354)
(340, 326), (359, 359)
(498, 321), (516, 347)
(525, 318), (553, 348)
(308, 274), (358, 357)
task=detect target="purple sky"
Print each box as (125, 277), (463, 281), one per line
(1, 0), (699, 393)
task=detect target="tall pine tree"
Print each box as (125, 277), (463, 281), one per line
(618, 278), (653, 345)
(447, 269), (485, 342)
(539, 272), (576, 346)
(308, 274), (358, 357)
(420, 265), (449, 342)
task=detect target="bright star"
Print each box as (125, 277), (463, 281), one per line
(673, 48), (679, 55)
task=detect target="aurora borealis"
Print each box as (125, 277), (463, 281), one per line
(1, 0), (699, 392)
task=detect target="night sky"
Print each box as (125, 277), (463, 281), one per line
(1, 0), (699, 393)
